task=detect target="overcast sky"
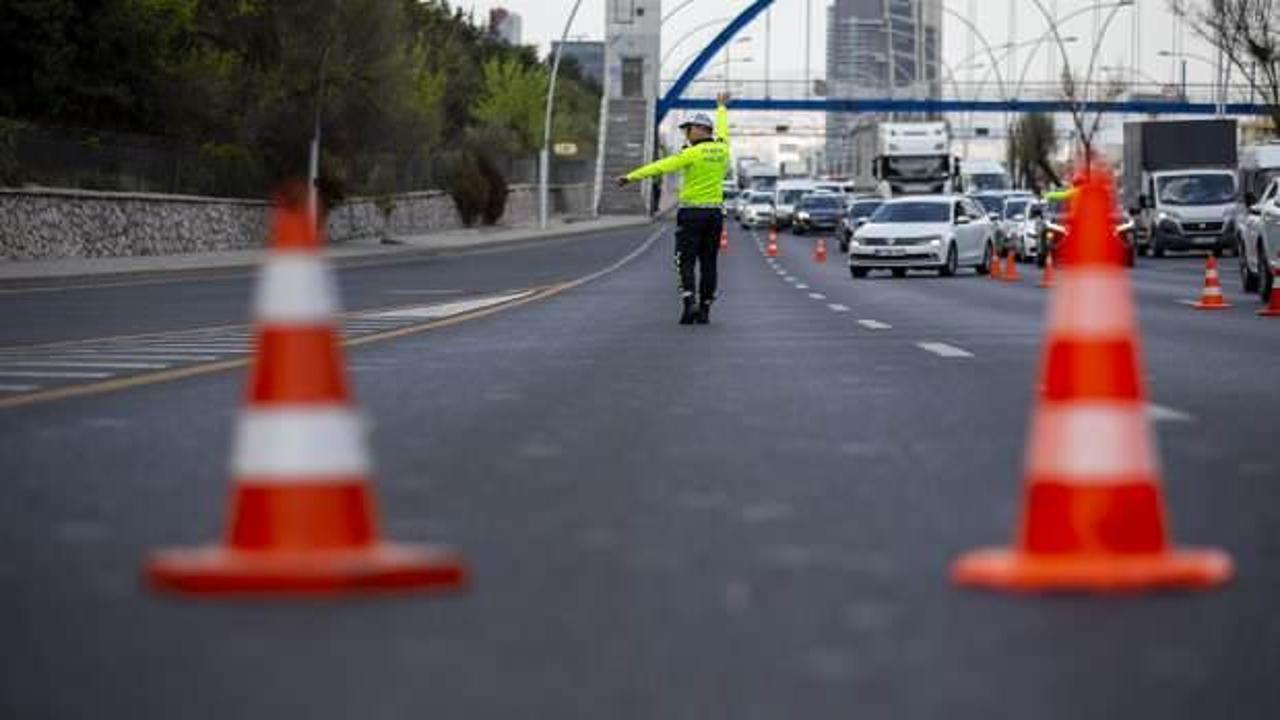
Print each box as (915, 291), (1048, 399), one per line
(459, 0), (1222, 90)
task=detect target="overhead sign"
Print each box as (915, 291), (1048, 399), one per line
(553, 142), (579, 157)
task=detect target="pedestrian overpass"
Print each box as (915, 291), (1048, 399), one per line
(659, 0), (1275, 122)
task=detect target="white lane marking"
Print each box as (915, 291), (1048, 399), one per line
(796, 284), (810, 290)
(784, 276), (797, 283)
(30, 353), (221, 362)
(808, 292), (826, 300)
(828, 303), (850, 312)
(0, 370), (114, 379)
(365, 290), (534, 319)
(383, 289), (464, 295)
(0, 384), (39, 392)
(917, 342), (974, 358)
(1147, 403), (1194, 423)
(857, 319), (893, 330)
(0, 360), (169, 370)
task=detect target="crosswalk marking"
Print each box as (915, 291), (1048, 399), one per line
(0, 384), (39, 392)
(0, 370), (114, 379)
(0, 360), (169, 370)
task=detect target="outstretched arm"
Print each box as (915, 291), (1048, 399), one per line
(715, 92), (730, 142)
(617, 149), (694, 186)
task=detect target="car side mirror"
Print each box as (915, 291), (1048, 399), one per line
(1139, 194), (1152, 209)
(1244, 191), (1258, 206)
(855, 218), (868, 228)
(955, 215), (971, 225)
(987, 212), (999, 221)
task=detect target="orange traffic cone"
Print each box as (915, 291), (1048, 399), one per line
(1000, 249), (1022, 282)
(1260, 268), (1280, 317)
(146, 185), (466, 596)
(990, 247), (1005, 280)
(1190, 255), (1232, 310)
(719, 226), (729, 251)
(765, 227), (779, 258)
(813, 237), (828, 264)
(1038, 251), (1056, 288)
(951, 166), (1232, 593)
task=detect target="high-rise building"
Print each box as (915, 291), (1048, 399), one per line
(825, 0), (941, 178)
(488, 8), (522, 46)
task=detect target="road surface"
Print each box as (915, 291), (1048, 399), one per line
(2, 221), (1278, 719)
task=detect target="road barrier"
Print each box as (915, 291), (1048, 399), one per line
(145, 183), (466, 597)
(951, 165), (1233, 593)
(1191, 255), (1232, 310)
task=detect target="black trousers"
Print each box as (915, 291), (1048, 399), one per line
(674, 207), (723, 302)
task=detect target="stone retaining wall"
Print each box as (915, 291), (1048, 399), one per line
(0, 183), (594, 261)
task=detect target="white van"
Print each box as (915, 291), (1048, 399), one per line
(773, 179), (815, 227)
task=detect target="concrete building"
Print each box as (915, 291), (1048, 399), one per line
(551, 40), (605, 87)
(488, 7), (522, 46)
(825, 0), (942, 177)
(597, 0), (663, 215)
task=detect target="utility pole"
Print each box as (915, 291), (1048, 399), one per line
(804, 0), (812, 98)
(765, 7), (772, 99)
(539, 0), (584, 230)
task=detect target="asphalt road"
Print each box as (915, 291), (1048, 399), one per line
(2, 220), (1278, 719)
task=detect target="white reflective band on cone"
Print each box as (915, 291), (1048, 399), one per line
(254, 255), (339, 323)
(1026, 401), (1159, 481)
(232, 408), (371, 479)
(1047, 269), (1135, 339)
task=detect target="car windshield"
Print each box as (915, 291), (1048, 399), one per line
(1003, 198), (1029, 218)
(723, 189), (738, 200)
(1156, 174), (1235, 206)
(779, 189), (809, 204)
(869, 202), (950, 223)
(966, 173), (1009, 191)
(972, 195), (1006, 214)
(801, 195), (842, 210)
(749, 193), (773, 204)
(883, 156), (949, 179)
(849, 200), (883, 217)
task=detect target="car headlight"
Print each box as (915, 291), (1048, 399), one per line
(1157, 211), (1180, 223)
(1116, 220), (1134, 233)
(797, 211), (810, 221)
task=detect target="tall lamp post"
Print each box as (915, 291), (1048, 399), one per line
(540, 0), (585, 230)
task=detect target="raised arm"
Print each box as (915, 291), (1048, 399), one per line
(715, 92), (730, 142)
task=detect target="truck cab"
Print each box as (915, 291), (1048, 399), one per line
(872, 122), (957, 197)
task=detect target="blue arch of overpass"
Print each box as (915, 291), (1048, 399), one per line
(666, 97), (1277, 116)
(656, 0), (1274, 121)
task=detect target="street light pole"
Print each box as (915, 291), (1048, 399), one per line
(540, 0), (584, 230)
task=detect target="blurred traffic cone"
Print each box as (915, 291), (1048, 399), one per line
(1001, 249), (1022, 282)
(1190, 255), (1232, 310)
(1260, 268), (1280, 317)
(813, 237), (828, 264)
(990, 248), (1005, 280)
(766, 227), (779, 258)
(146, 185), (466, 596)
(1038, 252), (1056, 288)
(951, 167), (1232, 593)
(719, 226), (729, 251)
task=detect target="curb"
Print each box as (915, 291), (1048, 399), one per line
(0, 216), (657, 291)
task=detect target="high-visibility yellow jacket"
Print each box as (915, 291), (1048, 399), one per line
(625, 104), (730, 206)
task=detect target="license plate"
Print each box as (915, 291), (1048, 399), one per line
(1193, 236), (1217, 244)
(877, 247), (906, 256)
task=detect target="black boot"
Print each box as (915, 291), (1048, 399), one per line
(695, 300), (712, 324)
(679, 296), (697, 325)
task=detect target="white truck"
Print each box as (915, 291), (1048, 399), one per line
(957, 159), (1012, 193)
(869, 121), (958, 197)
(1122, 119), (1238, 257)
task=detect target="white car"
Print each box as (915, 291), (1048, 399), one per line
(1237, 177), (1280, 302)
(739, 191), (776, 229)
(1011, 200), (1044, 260)
(849, 196), (996, 278)
(999, 195), (1035, 258)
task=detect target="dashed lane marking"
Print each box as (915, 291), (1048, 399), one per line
(0, 225), (669, 409)
(828, 303), (850, 312)
(796, 284), (810, 290)
(857, 319), (893, 330)
(1147, 403), (1194, 422)
(917, 342), (974, 358)
(808, 292), (826, 300)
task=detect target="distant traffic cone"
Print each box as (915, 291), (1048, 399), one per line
(146, 184), (466, 596)
(1000, 249), (1022, 282)
(1038, 251), (1056, 288)
(719, 226), (729, 251)
(1260, 268), (1280, 317)
(765, 227), (779, 258)
(951, 166), (1232, 593)
(1190, 255), (1232, 310)
(813, 237), (828, 264)
(990, 248), (1005, 280)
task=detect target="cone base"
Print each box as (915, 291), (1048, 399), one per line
(951, 546), (1232, 593)
(146, 542), (466, 596)
(1191, 301), (1232, 309)
(999, 275), (1022, 282)
(1258, 307), (1280, 317)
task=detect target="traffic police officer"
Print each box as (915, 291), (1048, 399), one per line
(619, 92), (732, 325)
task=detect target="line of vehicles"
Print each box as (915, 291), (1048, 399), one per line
(721, 118), (1280, 304)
